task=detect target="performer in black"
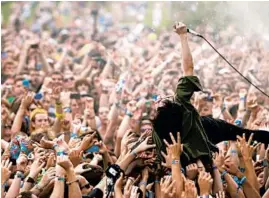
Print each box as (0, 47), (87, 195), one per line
(152, 22), (269, 169)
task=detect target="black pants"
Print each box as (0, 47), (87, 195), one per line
(201, 116), (269, 145)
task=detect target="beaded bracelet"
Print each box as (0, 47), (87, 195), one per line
(139, 181), (147, 186)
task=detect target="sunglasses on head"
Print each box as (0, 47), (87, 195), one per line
(64, 77), (74, 82)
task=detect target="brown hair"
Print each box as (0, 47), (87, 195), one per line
(75, 78), (90, 90)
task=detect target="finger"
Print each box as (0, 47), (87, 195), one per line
(254, 143), (261, 151)
(163, 139), (170, 147)
(169, 132), (176, 144)
(146, 144), (156, 149)
(177, 132), (181, 144)
(247, 133), (254, 145)
(161, 151), (167, 158)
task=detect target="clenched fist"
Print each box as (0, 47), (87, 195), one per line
(173, 22), (187, 35)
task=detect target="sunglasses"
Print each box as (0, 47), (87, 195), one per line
(80, 183), (91, 189)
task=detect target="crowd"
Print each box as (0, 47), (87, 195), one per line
(1, 2), (269, 198)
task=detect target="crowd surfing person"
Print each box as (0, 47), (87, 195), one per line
(2, 5), (269, 198)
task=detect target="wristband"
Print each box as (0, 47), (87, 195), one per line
(53, 144), (58, 150)
(56, 151), (68, 156)
(66, 179), (79, 185)
(139, 181), (147, 186)
(35, 184), (42, 191)
(125, 110), (133, 117)
(154, 180), (160, 183)
(55, 112), (64, 119)
(71, 133), (78, 138)
(239, 167), (245, 173)
(131, 150), (138, 158)
(172, 159), (180, 165)
(234, 119), (242, 127)
(237, 176), (246, 192)
(212, 165), (218, 170)
(263, 159), (269, 167)
(26, 177), (35, 184)
(240, 97), (246, 101)
(16, 171), (25, 179)
(57, 177), (65, 182)
(230, 149), (237, 155)
(2, 182), (7, 189)
(221, 170), (228, 178)
(55, 102), (62, 107)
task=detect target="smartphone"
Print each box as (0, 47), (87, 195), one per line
(34, 93), (43, 100)
(85, 145), (99, 153)
(22, 79), (30, 89)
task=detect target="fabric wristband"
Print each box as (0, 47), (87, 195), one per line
(57, 177), (65, 182)
(125, 110), (133, 117)
(16, 171), (25, 179)
(56, 151), (68, 156)
(221, 170), (228, 178)
(172, 159), (180, 165)
(139, 181), (147, 186)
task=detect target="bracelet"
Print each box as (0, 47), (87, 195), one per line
(53, 144), (58, 150)
(172, 159), (180, 165)
(221, 170), (228, 178)
(56, 151), (68, 156)
(55, 102), (62, 107)
(181, 168), (185, 175)
(125, 110), (133, 117)
(212, 165), (218, 170)
(26, 177), (35, 184)
(71, 133), (78, 138)
(239, 167), (245, 173)
(55, 112), (64, 119)
(240, 97), (246, 101)
(234, 119), (242, 127)
(154, 180), (160, 183)
(230, 149), (237, 155)
(237, 176), (247, 192)
(57, 177), (65, 182)
(66, 179), (79, 185)
(16, 171), (25, 179)
(263, 159), (269, 167)
(139, 181), (147, 186)
(131, 150), (138, 158)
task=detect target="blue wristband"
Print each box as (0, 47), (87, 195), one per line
(125, 110), (133, 117)
(172, 159), (180, 165)
(56, 151), (68, 156)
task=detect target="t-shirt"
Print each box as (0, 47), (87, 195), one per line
(153, 76), (218, 166)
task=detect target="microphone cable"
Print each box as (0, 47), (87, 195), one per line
(187, 29), (269, 99)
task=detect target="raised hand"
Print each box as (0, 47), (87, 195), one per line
(160, 176), (176, 198)
(16, 153), (28, 173)
(39, 167), (56, 188)
(173, 22), (187, 35)
(163, 132), (183, 159)
(213, 150), (225, 171)
(198, 171), (213, 196)
(186, 163), (199, 180)
(78, 132), (96, 152)
(69, 149), (83, 167)
(133, 136), (156, 154)
(21, 92), (34, 109)
(130, 186), (141, 198)
(236, 133), (261, 161)
(184, 179), (198, 198)
(1, 159), (12, 184)
(28, 158), (46, 178)
(124, 177), (135, 198)
(57, 155), (73, 172)
(223, 157), (240, 176)
(161, 147), (172, 168)
(115, 173), (124, 190)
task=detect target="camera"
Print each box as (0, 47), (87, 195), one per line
(105, 164), (124, 193)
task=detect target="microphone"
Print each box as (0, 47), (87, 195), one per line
(187, 28), (202, 37)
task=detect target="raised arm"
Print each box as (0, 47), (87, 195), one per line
(174, 22), (194, 76)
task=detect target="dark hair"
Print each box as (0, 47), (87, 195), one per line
(152, 100), (182, 143)
(19, 191), (33, 198)
(75, 78), (90, 91)
(81, 165), (104, 186)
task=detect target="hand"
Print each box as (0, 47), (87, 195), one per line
(33, 147), (46, 159)
(52, 86), (62, 101)
(163, 132), (183, 159)
(21, 93), (34, 109)
(215, 191), (225, 198)
(115, 173), (124, 190)
(69, 149), (83, 167)
(95, 141), (108, 155)
(39, 167), (56, 188)
(124, 177), (135, 198)
(213, 150), (225, 171)
(161, 147), (172, 168)
(29, 158), (46, 178)
(223, 158), (240, 176)
(57, 155), (74, 172)
(130, 186), (141, 198)
(54, 135), (70, 153)
(133, 136), (156, 154)
(16, 153), (28, 172)
(160, 176), (176, 198)
(184, 179), (198, 198)
(237, 133), (261, 161)
(74, 163), (96, 175)
(186, 163), (199, 180)
(78, 132), (96, 152)
(1, 159), (12, 184)
(40, 137), (54, 149)
(121, 130), (137, 150)
(198, 171), (213, 196)
(173, 22), (187, 35)
(46, 153), (56, 170)
(126, 100), (137, 113)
